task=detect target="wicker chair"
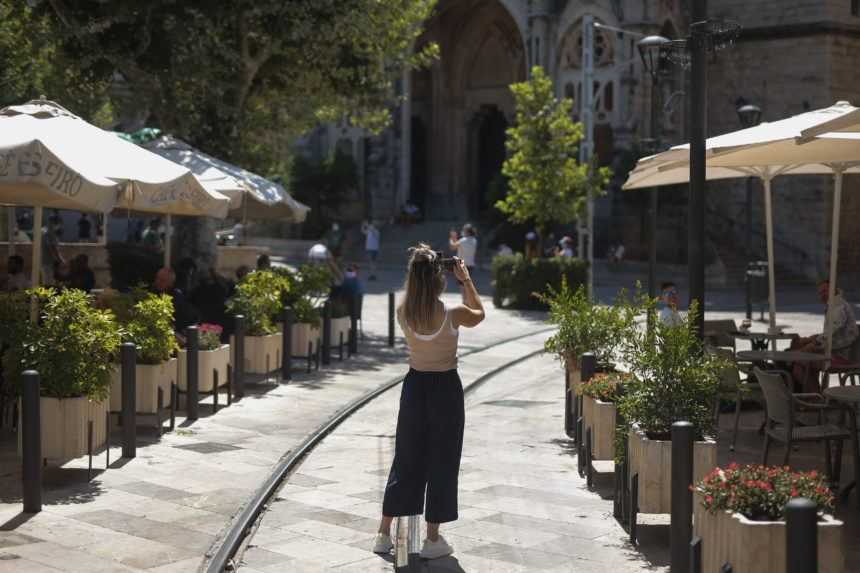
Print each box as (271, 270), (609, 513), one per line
(710, 347), (762, 451)
(756, 367), (859, 483)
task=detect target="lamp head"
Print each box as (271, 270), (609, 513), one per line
(637, 35), (671, 77)
(737, 103), (762, 128)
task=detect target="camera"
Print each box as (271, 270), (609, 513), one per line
(434, 251), (456, 271)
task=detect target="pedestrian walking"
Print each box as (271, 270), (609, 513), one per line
(362, 219), (380, 280)
(373, 245), (485, 560)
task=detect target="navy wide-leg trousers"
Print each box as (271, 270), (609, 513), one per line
(382, 368), (465, 523)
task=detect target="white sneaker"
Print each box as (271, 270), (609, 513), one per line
(372, 533), (393, 554)
(420, 535), (454, 560)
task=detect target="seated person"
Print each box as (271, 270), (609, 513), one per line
(67, 254), (95, 293)
(658, 282), (682, 327)
(558, 237), (575, 258)
(4, 255), (30, 291)
(154, 267), (200, 336)
(191, 267), (230, 333)
(256, 254), (271, 271)
(790, 280), (858, 392)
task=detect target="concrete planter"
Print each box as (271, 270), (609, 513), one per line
(331, 317), (351, 347)
(628, 426), (717, 514)
(177, 344), (230, 392)
(693, 493), (844, 572)
(291, 323), (320, 357)
(232, 332), (282, 374)
(19, 396), (108, 465)
(581, 394), (616, 461)
(109, 358), (177, 414)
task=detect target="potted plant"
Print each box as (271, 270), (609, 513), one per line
(7, 288), (120, 464)
(226, 269), (289, 374)
(105, 289), (179, 416)
(540, 280), (644, 429)
(279, 265), (327, 359)
(578, 371), (629, 461)
(178, 323), (230, 394)
(618, 302), (727, 513)
(693, 464), (843, 572)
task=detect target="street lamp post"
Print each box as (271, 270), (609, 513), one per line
(736, 103), (762, 261)
(637, 35), (671, 304)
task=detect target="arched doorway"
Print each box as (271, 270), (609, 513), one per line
(412, 0), (525, 219)
(472, 106), (508, 214)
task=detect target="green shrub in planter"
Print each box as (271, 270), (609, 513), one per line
(276, 265), (329, 327)
(0, 291), (30, 349)
(618, 302), (727, 439)
(226, 269), (291, 336)
(491, 254), (587, 310)
(538, 279), (646, 369)
(103, 289), (178, 364)
(577, 371), (630, 403)
(4, 288), (121, 400)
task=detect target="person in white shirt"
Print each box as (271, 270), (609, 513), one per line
(658, 282), (682, 327)
(361, 220), (381, 280)
(558, 237), (575, 258)
(308, 242), (330, 262)
(449, 224), (477, 272)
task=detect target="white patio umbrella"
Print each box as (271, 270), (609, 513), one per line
(0, 99), (223, 286)
(142, 135), (310, 223)
(624, 101), (860, 356)
(798, 106), (860, 141)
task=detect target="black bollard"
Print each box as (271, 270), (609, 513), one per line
(21, 370), (41, 513)
(282, 308), (293, 381)
(564, 366), (573, 436)
(580, 352), (596, 382)
(388, 292), (395, 347)
(322, 301), (332, 366)
(186, 326), (199, 421)
(349, 295), (359, 355)
(234, 315), (245, 399)
(577, 353), (595, 448)
(689, 536), (702, 573)
(121, 342), (137, 459)
(786, 497), (817, 573)
(670, 421), (694, 573)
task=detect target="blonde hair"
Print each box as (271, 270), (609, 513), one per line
(400, 243), (446, 332)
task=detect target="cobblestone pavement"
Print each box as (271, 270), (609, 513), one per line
(238, 336), (662, 573)
(0, 271), (549, 573)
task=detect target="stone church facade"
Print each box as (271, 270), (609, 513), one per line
(313, 0), (860, 283)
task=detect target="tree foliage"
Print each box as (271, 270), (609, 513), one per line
(497, 66), (610, 237)
(26, 0), (438, 175)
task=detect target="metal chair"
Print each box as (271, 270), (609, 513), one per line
(709, 347), (762, 451)
(756, 367), (858, 483)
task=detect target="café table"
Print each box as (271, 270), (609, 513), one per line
(737, 350), (824, 392)
(730, 331), (797, 351)
(823, 385), (860, 505)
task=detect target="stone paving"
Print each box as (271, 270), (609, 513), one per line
(0, 268), (551, 573)
(238, 339), (662, 573)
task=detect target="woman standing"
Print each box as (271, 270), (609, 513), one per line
(373, 245), (485, 560)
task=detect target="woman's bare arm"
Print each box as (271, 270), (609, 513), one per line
(451, 258), (484, 328)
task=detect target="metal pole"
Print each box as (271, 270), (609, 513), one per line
(745, 176), (753, 260)
(21, 370), (41, 513)
(388, 292), (395, 347)
(322, 300), (332, 366)
(121, 342), (136, 459)
(581, 14), (596, 295)
(580, 352), (596, 383)
(282, 307), (293, 381)
(763, 174), (778, 333)
(164, 213), (172, 268)
(785, 497), (817, 573)
(234, 314), (245, 399)
(670, 421), (694, 573)
(824, 166), (846, 362)
(186, 325), (199, 421)
(648, 71), (662, 302)
(349, 295), (359, 355)
(688, 0), (708, 340)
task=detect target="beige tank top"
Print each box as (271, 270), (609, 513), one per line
(398, 303), (459, 372)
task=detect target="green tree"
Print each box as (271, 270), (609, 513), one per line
(497, 66), (610, 241)
(37, 0), (438, 174)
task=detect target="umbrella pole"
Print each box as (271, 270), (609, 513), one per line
(30, 207), (43, 322)
(762, 173), (778, 336)
(825, 166), (845, 363)
(164, 213), (172, 268)
(7, 207), (15, 256)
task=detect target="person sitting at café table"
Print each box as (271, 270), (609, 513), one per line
(658, 282), (683, 327)
(4, 255), (30, 292)
(789, 279), (859, 392)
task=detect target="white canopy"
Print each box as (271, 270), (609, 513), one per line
(142, 135), (310, 223)
(0, 99), (228, 285)
(624, 101), (860, 356)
